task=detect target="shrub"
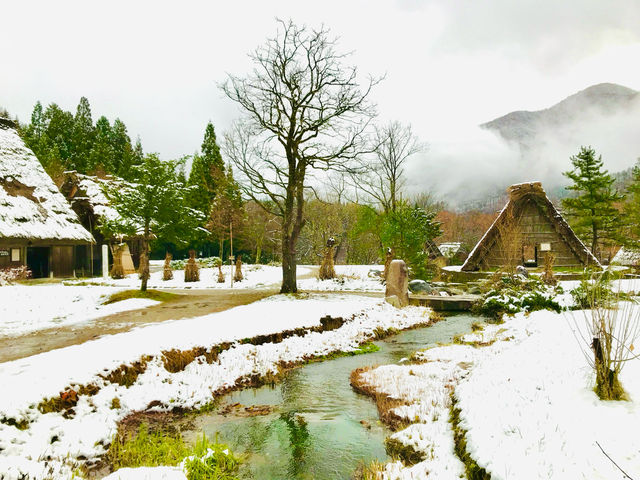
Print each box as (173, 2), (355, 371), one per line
(0, 265), (32, 285)
(476, 275), (563, 319)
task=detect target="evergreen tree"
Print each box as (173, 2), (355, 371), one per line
(379, 201), (442, 279)
(208, 163), (244, 260)
(187, 122), (225, 216)
(562, 146), (624, 260)
(103, 153), (203, 291)
(623, 159), (640, 250)
(88, 116), (114, 174)
(36, 103), (75, 179)
(71, 97), (95, 172)
(27, 101), (44, 142)
(111, 118), (133, 177)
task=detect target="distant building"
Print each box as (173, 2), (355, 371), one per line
(437, 242), (468, 265)
(0, 119), (94, 277)
(461, 182), (600, 271)
(60, 171), (140, 275)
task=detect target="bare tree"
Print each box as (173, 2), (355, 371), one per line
(353, 121), (425, 213)
(221, 19), (379, 293)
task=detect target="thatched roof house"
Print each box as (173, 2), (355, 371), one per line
(60, 171), (140, 274)
(461, 182), (600, 271)
(0, 118), (93, 277)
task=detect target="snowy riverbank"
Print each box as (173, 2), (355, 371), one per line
(355, 305), (640, 479)
(0, 294), (432, 479)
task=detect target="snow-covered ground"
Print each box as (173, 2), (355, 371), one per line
(0, 294), (432, 479)
(72, 264), (306, 290)
(69, 263), (385, 292)
(356, 303), (640, 479)
(297, 264), (384, 292)
(0, 285), (159, 337)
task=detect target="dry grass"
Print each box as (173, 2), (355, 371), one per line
(103, 289), (179, 305)
(101, 356), (153, 387)
(352, 460), (387, 479)
(384, 437), (425, 466)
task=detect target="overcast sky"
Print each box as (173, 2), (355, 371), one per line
(1, 0), (639, 166)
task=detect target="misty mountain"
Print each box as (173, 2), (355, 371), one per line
(481, 83), (639, 153)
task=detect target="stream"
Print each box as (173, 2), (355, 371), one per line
(186, 314), (479, 479)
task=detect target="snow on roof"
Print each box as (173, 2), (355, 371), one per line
(612, 246), (640, 266)
(0, 120), (94, 243)
(62, 171), (122, 223)
(438, 242), (463, 257)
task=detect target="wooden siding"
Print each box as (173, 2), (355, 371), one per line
(479, 199), (583, 269)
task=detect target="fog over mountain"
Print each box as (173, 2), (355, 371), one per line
(408, 83), (640, 210)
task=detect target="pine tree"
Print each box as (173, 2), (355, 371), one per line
(208, 163), (244, 260)
(623, 159), (640, 250)
(562, 146), (624, 260)
(88, 116), (114, 174)
(71, 97), (95, 172)
(111, 118), (133, 177)
(38, 103), (74, 179)
(187, 122), (225, 216)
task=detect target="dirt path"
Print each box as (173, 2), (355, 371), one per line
(0, 288), (282, 363)
(1, 267), (322, 363)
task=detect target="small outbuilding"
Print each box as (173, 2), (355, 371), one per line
(0, 118), (94, 277)
(461, 182), (600, 271)
(60, 171), (140, 275)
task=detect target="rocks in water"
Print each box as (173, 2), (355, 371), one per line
(385, 260), (409, 307)
(408, 279), (433, 294)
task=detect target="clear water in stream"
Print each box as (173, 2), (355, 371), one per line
(187, 314), (478, 479)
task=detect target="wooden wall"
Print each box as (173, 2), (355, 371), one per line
(480, 199), (583, 269)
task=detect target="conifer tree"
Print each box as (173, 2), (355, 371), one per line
(71, 97), (95, 172)
(623, 159), (640, 250)
(88, 116), (113, 174)
(111, 118), (133, 177)
(187, 122), (225, 216)
(562, 146), (623, 260)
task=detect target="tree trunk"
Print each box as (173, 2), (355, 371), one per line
(139, 236), (150, 292)
(281, 233), (298, 293)
(219, 237), (224, 263)
(255, 236), (263, 265)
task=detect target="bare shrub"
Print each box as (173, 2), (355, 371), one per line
(495, 206), (522, 276)
(110, 244), (126, 279)
(234, 255), (244, 282)
(570, 273), (640, 400)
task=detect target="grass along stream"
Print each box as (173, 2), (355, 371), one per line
(183, 314), (478, 479)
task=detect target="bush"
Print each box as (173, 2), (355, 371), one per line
(171, 256), (222, 270)
(570, 271), (617, 309)
(0, 265), (32, 285)
(475, 275), (563, 319)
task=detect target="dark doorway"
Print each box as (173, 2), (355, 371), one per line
(27, 247), (50, 278)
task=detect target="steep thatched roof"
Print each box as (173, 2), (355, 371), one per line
(60, 171), (122, 224)
(0, 119), (93, 244)
(461, 182), (600, 271)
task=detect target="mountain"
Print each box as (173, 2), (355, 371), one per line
(481, 83), (639, 153)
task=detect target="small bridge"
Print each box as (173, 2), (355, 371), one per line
(409, 294), (481, 312)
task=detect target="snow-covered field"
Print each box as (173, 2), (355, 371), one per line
(73, 264), (308, 290)
(297, 264), (384, 292)
(357, 304), (640, 479)
(0, 294), (432, 479)
(0, 285), (159, 337)
(68, 263), (385, 292)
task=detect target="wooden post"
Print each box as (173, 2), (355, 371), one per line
(230, 220), (234, 288)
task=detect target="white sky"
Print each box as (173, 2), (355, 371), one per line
(1, 0), (639, 164)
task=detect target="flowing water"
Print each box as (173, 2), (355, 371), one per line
(187, 314), (478, 479)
